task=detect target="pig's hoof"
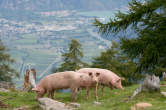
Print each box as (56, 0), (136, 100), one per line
(95, 96), (99, 100)
(86, 97), (89, 100)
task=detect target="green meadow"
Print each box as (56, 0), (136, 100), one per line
(1, 82), (166, 110)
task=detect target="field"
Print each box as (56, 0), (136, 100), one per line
(1, 82), (166, 110)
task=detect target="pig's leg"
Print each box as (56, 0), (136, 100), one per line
(94, 83), (98, 100)
(51, 89), (55, 99)
(37, 92), (45, 99)
(109, 82), (114, 90)
(86, 87), (90, 100)
(47, 90), (51, 98)
(71, 87), (78, 101)
(101, 84), (105, 92)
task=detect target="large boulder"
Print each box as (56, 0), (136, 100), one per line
(141, 74), (160, 92)
(38, 98), (72, 110)
(129, 74), (160, 101)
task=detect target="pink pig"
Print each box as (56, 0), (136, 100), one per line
(76, 68), (124, 91)
(32, 71), (100, 101)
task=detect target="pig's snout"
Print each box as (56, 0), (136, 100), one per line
(88, 72), (100, 84)
(120, 87), (124, 90)
(117, 85), (124, 90)
(92, 78), (99, 83)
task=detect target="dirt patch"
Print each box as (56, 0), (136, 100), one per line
(0, 101), (8, 108)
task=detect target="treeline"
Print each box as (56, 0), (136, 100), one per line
(0, 0), (165, 86)
(52, 39), (140, 86)
(53, 0), (166, 85)
(0, 40), (19, 83)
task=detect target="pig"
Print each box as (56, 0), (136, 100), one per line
(32, 71), (100, 101)
(76, 68), (123, 91)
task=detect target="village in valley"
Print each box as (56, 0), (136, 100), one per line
(0, 10), (111, 87)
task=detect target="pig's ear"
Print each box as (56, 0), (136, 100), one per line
(117, 79), (121, 82)
(120, 77), (125, 81)
(96, 72), (100, 77)
(32, 88), (40, 92)
(88, 72), (92, 76)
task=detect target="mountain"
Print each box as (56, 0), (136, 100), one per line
(0, 0), (130, 11)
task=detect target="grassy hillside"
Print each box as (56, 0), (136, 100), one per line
(1, 83), (166, 110)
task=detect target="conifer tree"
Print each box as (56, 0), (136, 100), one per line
(94, 0), (166, 75)
(0, 40), (19, 82)
(53, 39), (87, 72)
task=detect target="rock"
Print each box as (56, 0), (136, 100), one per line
(0, 81), (14, 89)
(69, 103), (80, 108)
(141, 74), (160, 92)
(93, 101), (101, 106)
(161, 92), (166, 97)
(162, 72), (166, 81)
(0, 88), (9, 92)
(131, 102), (152, 110)
(38, 98), (72, 110)
(129, 74), (160, 101)
(13, 106), (29, 110)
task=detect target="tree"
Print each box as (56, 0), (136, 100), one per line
(91, 41), (140, 85)
(53, 39), (88, 72)
(94, 0), (166, 76)
(0, 40), (19, 82)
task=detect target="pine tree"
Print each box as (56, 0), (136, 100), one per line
(0, 40), (19, 82)
(94, 0), (166, 76)
(53, 39), (87, 72)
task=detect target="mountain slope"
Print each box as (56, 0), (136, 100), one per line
(0, 0), (130, 11)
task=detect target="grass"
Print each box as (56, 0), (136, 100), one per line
(0, 82), (166, 110)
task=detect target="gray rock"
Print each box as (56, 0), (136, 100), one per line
(141, 74), (160, 91)
(0, 88), (9, 92)
(162, 72), (166, 81)
(0, 81), (14, 89)
(129, 74), (160, 101)
(161, 92), (166, 97)
(93, 101), (101, 106)
(13, 106), (29, 110)
(69, 103), (80, 108)
(38, 98), (72, 110)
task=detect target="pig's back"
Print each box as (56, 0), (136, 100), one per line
(77, 68), (119, 83)
(76, 68), (92, 74)
(40, 71), (77, 89)
(77, 68), (119, 78)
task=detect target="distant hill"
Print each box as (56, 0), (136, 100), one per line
(0, 0), (130, 11)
